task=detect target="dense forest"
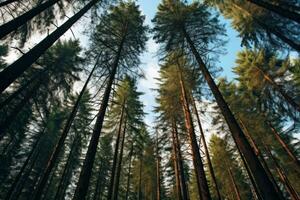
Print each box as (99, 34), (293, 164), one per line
(0, 0), (299, 199)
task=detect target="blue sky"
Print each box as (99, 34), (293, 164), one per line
(136, 0), (243, 128)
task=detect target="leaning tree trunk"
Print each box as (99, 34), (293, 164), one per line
(228, 167), (242, 200)
(172, 126), (182, 200)
(0, 0), (99, 94)
(182, 27), (281, 200)
(5, 129), (44, 200)
(0, 0), (18, 8)
(178, 67), (211, 200)
(32, 58), (99, 200)
(112, 119), (127, 200)
(125, 142), (134, 200)
(107, 101), (126, 200)
(72, 34), (125, 200)
(173, 121), (189, 200)
(246, 0), (300, 24)
(267, 121), (300, 167)
(191, 95), (222, 200)
(0, 0), (60, 39)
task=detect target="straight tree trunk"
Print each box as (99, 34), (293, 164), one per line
(264, 144), (300, 200)
(172, 128), (182, 200)
(173, 121), (189, 200)
(267, 121), (300, 167)
(5, 130), (44, 200)
(0, 78), (40, 138)
(0, 0), (60, 39)
(0, 0), (18, 8)
(182, 27), (281, 200)
(177, 66), (211, 200)
(227, 168), (242, 200)
(239, 118), (285, 199)
(156, 130), (161, 200)
(0, 0), (99, 94)
(33, 57), (99, 200)
(107, 100), (126, 200)
(138, 157), (143, 200)
(112, 119), (127, 200)
(72, 33), (126, 200)
(191, 95), (221, 200)
(247, 0), (300, 24)
(93, 162), (103, 200)
(125, 142), (134, 200)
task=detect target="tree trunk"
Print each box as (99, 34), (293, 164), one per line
(172, 127), (182, 200)
(93, 162), (103, 200)
(228, 168), (241, 200)
(0, 0), (18, 8)
(173, 121), (189, 200)
(191, 95), (221, 200)
(125, 142), (134, 200)
(177, 66), (211, 200)
(107, 100), (126, 200)
(239, 118), (284, 199)
(247, 0), (300, 24)
(264, 144), (300, 200)
(112, 119), (127, 200)
(0, 0), (60, 39)
(5, 130), (43, 200)
(138, 157), (143, 200)
(0, 0), (99, 94)
(0, 78), (40, 139)
(72, 33), (125, 200)
(156, 130), (161, 200)
(33, 58), (99, 200)
(182, 27), (281, 200)
(267, 121), (300, 167)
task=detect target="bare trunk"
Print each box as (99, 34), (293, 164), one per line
(182, 27), (281, 200)
(33, 58), (99, 200)
(178, 67), (211, 200)
(138, 157), (143, 200)
(0, 0), (99, 94)
(191, 96), (221, 200)
(247, 0), (300, 24)
(125, 143), (134, 200)
(156, 131), (161, 200)
(73, 33), (125, 199)
(172, 128), (182, 200)
(228, 168), (241, 200)
(93, 162), (103, 200)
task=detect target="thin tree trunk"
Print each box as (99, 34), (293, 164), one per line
(191, 95), (221, 200)
(125, 142), (134, 200)
(0, 0), (99, 94)
(247, 0), (300, 24)
(264, 145), (300, 200)
(0, 0), (18, 8)
(177, 66), (211, 200)
(227, 168), (241, 200)
(239, 118), (284, 199)
(73, 33), (126, 200)
(0, 78), (40, 139)
(93, 162), (103, 200)
(112, 119), (127, 200)
(138, 157), (143, 200)
(5, 130), (43, 200)
(156, 130), (161, 200)
(182, 27), (281, 200)
(173, 121), (189, 200)
(0, 0), (60, 39)
(107, 100), (126, 200)
(267, 121), (300, 167)
(33, 57), (99, 200)
(172, 128), (182, 200)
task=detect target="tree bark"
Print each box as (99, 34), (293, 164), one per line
(0, 0), (99, 94)
(72, 32), (125, 200)
(173, 121), (189, 200)
(0, 0), (18, 8)
(125, 142), (134, 200)
(191, 96), (221, 200)
(172, 127), (182, 200)
(32, 57), (99, 200)
(0, 0), (60, 39)
(112, 119), (127, 200)
(247, 0), (300, 24)
(182, 27), (281, 200)
(107, 100), (126, 200)
(138, 157), (143, 200)
(156, 130), (161, 200)
(228, 168), (241, 200)
(177, 66), (211, 200)
(93, 162), (103, 200)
